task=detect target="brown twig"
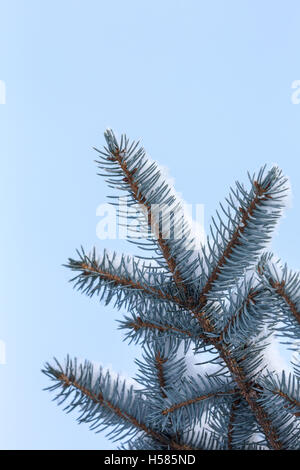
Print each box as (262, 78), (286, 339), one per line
(80, 262), (181, 304)
(162, 389), (237, 416)
(130, 316), (192, 337)
(155, 352), (168, 398)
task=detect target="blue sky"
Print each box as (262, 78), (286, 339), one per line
(1, 0), (300, 449)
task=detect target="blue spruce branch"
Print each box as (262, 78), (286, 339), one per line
(43, 129), (299, 450)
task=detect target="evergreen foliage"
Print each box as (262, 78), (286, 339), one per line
(43, 130), (300, 450)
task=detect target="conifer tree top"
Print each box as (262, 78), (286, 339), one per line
(44, 130), (300, 450)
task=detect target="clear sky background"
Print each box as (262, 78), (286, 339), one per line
(1, 0), (300, 449)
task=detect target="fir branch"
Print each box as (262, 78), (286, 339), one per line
(180, 307), (283, 449)
(120, 312), (204, 353)
(255, 372), (300, 448)
(177, 277), (284, 448)
(200, 185), (265, 304)
(111, 254), (289, 450)
(211, 343), (282, 449)
(66, 248), (183, 310)
(152, 374), (236, 435)
(71, 256), (177, 303)
(214, 397), (268, 450)
(107, 147), (183, 287)
(57, 373), (170, 445)
(196, 166), (289, 305)
(134, 345), (187, 400)
(269, 280), (300, 325)
(130, 316), (192, 337)
(227, 397), (241, 450)
(44, 358), (192, 450)
(213, 280), (272, 347)
(272, 390), (300, 417)
(258, 254), (300, 344)
(45, 129), (299, 450)
(258, 371), (300, 418)
(120, 304), (206, 350)
(161, 389), (237, 416)
(95, 130), (199, 298)
(219, 288), (261, 342)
